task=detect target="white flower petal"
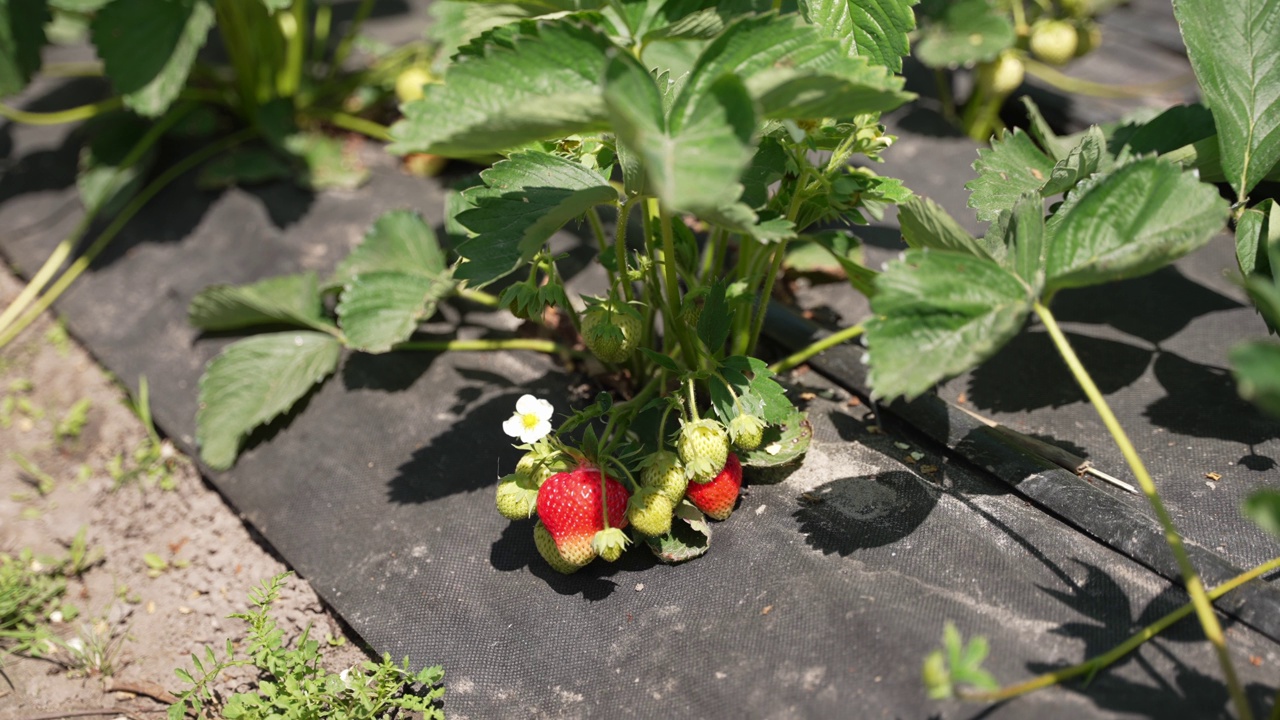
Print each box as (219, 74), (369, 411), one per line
(531, 397), (554, 421)
(515, 394), (541, 415)
(502, 414), (526, 438)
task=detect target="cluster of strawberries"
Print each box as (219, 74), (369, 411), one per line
(495, 413), (763, 573)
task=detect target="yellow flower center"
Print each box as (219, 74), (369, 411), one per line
(521, 413), (540, 430)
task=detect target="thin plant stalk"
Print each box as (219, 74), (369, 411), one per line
(1022, 59), (1193, 99)
(0, 103), (196, 336)
(1033, 302), (1252, 720)
(958, 555), (1280, 703)
(0, 98), (122, 125)
(656, 201), (696, 367)
(0, 130), (255, 351)
(317, 110), (391, 141)
(768, 323), (864, 374)
(393, 338), (582, 358)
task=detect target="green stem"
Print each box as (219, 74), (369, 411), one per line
(317, 110), (391, 141)
(616, 196), (641, 303)
(456, 288), (500, 308)
(279, 0), (308, 99)
(747, 169), (811, 356)
(0, 97), (122, 125)
(1022, 59), (1194, 99)
(214, 0), (261, 119)
(0, 130), (255, 351)
(40, 62), (103, 78)
(586, 207), (616, 293)
(656, 201), (695, 367)
(0, 103), (196, 337)
(685, 378), (699, 421)
(768, 323), (864, 375)
(328, 0), (376, 80)
(311, 3), (332, 64)
(1033, 302), (1252, 720)
(1010, 0), (1029, 34)
(393, 338), (582, 357)
(958, 554), (1280, 703)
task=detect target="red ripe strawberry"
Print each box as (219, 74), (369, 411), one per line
(536, 466), (630, 566)
(685, 453), (741, 521)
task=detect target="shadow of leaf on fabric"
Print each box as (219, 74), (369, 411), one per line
(793, 471), (939, 555)
(965, 330), (1152, 413)
(1052, 266), (1242, 345)
(1145, 351), (1280, 446)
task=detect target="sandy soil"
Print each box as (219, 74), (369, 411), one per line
(0, 267), (368, 719)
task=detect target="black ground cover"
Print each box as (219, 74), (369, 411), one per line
(1, 2), (1276, 717)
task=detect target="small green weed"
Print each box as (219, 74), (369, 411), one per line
(44, 320), (71, 356)
(55, 398), (92, 443)
(0, 530), (97, 662)
(10, 452), (56, 495)
(111, 377), (185, 491)
(170, 572), (444, 720)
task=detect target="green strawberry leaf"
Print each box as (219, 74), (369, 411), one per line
(719, 355), (794, 423)
(866, 250), (1033, 401)
(799, 0), (917, 72)
(1172, 0), (1280, 200)
(454, 151), (616, 287)
(1041, 126), (1108, 196)
(898, 195), (1002, 263)
(696, 280), (732, 355)
(679, 14), (911, 122)
(1230, 341), (1280, 417)
(333, 210), (449, 288)
(1000, 192), (1046, 294)
(189, 273), (333, 333)
(336, 272), (453, 353)
(196, 331), (342, 470)
(389, 19), (613, 157)
(91, 0), (215, 117)
(639, 347), (680, 373)
(1244, 489), (1280, 538)
(0, 0), (49, 96)
(1236, 198), (1279, 282)
(738, 411), (812, 467)
(914, 0), (1014, 69)
(1044, 158), (1229, 292)
(608, 49), (757, 219)
(808, 230), (878, 297)
(645, 500), (711, 563)
(966, 128), (1055, 223)
(1019, 97), (1076, 163)
(77, 113), (158, 218)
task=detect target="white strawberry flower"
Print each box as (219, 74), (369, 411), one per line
(503, 394), (554, 444)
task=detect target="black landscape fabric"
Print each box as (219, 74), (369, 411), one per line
(2, 5), (1279, 720)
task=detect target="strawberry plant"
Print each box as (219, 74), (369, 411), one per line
(0, 0), (439, 351)
(187, 0), (922, 567)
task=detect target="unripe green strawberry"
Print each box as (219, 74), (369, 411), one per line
(627, 487), (677, 537)
(591, 527), (630, 562)
(536, 466), (630, 566)
(1059, 0), (1093, 19)
(534, 521), (587, 574)
(981, 52), (1025, 95)
(679, 287), (709, 331)
(581, 301), (643, 364)
(728, 413), (766, 452)
(639, 450), (687, 501)
(516, 447), (570, 486)
(1030, 20), (1078, 65)
(1074, 21), (1101, 57)
(495, 473), (539, 520)
(685, 453), (742, 521)
(678, 419), (729, 482)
